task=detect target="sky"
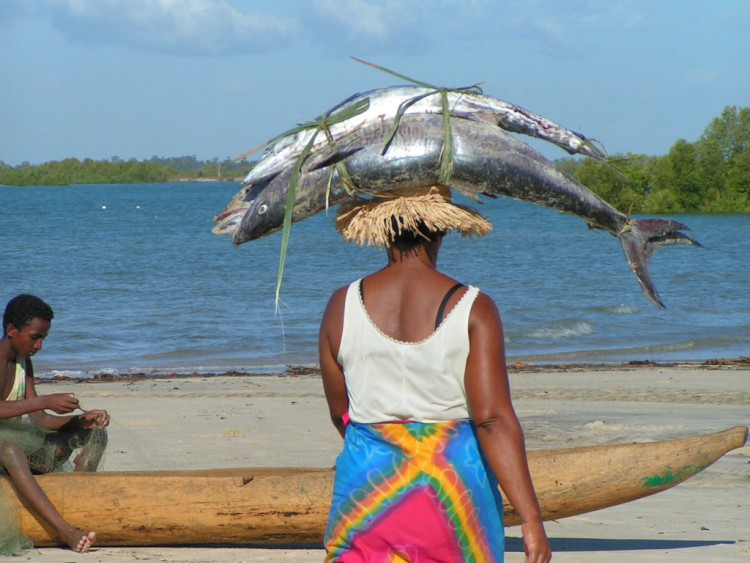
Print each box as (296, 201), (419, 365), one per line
(1, 0), (748, 166)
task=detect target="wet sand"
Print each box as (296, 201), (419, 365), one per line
(7, 363), (749, 562)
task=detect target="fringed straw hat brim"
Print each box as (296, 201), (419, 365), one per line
(336, 186), (492, 247)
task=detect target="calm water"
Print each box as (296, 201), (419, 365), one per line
(1, 183), (748, 378)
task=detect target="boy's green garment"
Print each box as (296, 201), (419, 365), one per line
(0, 419), (107, 554)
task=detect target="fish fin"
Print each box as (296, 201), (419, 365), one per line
(452, 182), (496, 201)
(619, 219), (703, 308)
(242, 168), (284, 186)
(452, 184), (483, 201)
(307, 147), (364, 171)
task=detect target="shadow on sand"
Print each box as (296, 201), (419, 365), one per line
(506, 536), (735, 552)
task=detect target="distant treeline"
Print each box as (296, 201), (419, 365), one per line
(0, 155), (254, 186)
(2, 106), (748, 214)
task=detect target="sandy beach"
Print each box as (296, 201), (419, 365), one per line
(4, 362), (748, 562)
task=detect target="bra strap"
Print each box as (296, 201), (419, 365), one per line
(435, 283), (465, 329)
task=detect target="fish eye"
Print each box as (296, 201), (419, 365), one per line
(258, 204), (268, 215)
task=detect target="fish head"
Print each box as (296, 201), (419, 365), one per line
(231, 172), (291, 244)
(212, 183), (268, 238)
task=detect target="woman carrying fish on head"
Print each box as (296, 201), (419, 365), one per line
(319, 186), (552, 563)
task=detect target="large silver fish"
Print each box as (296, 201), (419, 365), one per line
(238, 85), (605, 188)
(214, 113), (701, 308)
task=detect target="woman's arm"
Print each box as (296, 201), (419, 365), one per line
(465, 292), (551, 563)
(319, 287), (349, 439)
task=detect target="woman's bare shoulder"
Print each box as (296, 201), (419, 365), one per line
(321, 284), (351, 323)
(469, 290), (503, 326)
(328, 284), (350, 305)
(472, 289), (499, 309)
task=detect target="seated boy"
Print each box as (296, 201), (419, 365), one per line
(1, 294), (109, 553)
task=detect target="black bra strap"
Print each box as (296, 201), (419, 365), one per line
(435, 283), (464, 329)
(359, 279), (365, 302)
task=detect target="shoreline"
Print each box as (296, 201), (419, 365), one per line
(35, 356), (750, 384)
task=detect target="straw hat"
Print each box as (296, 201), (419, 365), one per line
(335, 185), (492, 247)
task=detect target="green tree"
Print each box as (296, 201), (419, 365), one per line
(701, 106), (750, 159)
(668, 140), (702, 211)
(642, 155), (680, 213)
(560, 155), (649, 213)
(696, 137), (729, 211)
(699, 106), (750, 211)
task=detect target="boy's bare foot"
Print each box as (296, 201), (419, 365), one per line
(61, 527), (96, 552)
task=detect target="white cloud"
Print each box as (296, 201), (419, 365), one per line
(37, 0), (298, 55)
(310, 0), (420, 40)
(304, 0), (496, 56)
(503, 0), (649, 54)
(313, 0), (384, 39)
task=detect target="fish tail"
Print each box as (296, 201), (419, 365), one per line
(619, 218), (703, 308)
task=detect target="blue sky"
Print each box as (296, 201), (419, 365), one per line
(1, 0), (748, 166)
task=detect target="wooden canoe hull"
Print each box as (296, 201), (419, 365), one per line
(2, 425), (746, 547)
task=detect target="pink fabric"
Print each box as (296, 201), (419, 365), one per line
(325, 421), (505, 561)
(337, 487), (464, 562)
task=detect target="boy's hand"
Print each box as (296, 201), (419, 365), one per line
(45, 393), (80, 414)
(78, 409), (110, 429)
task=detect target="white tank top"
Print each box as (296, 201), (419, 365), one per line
(338, 279), (479, 423)
(3, 358), (27, 422)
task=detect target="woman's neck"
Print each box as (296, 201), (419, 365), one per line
(386, 246), (437, 270)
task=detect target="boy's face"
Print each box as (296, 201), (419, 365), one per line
(7, 317), (51, 359)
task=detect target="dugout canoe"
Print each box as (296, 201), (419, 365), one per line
(2, 425), (746, 547)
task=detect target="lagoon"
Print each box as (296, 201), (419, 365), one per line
(1, 182), (747, 377)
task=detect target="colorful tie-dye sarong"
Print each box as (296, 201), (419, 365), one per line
(325, 420), (505, 562)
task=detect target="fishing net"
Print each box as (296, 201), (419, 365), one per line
(0, 418), (107, 555)
(336, 185), (492, 247)
(0, 487), (31, 556)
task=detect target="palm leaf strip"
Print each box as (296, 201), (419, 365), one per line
(353, 57), (481, 187)
(273, 98), (370, 309)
